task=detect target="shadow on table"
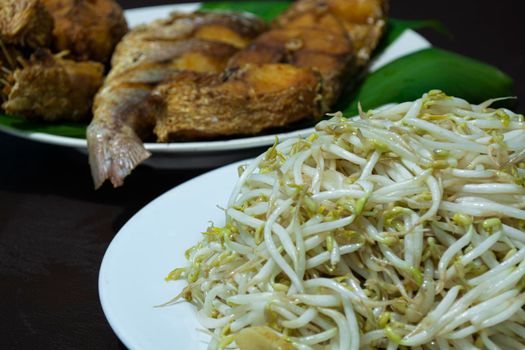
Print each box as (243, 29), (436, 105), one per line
(0, 132), (207, 227)
(0, 132), (203, 349)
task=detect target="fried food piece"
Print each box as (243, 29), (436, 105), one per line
(2, 49), (104, 121)
(274, 0), (388, 65)
(154, 64), (322, 141)
(0, 44), (23, 101)
(108, 39), (241, 84)
(87, 12), (266, 188)
(112, 11), (266, 64)
(155, 0), (387, 142)
(228, 26), (353, 109)
(108, 11), (266, 79)
(42, 0), (128, 63)
(0, 0), (54, 48)
(89, 39), (240, 183)
(229, 0), (387, 107)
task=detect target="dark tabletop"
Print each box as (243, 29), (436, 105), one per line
(1, 0), (523, 349)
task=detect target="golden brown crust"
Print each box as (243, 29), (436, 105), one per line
(111, 11), (266, 69)
(87, 11), (267, 188)
(93, 39), (241, 140)
(153, 0), (388, 142)
(93, 11), (267, 133)
(274, 0), (388, 66)
(93, 11), (266, 134)
(108, 39), (241, 81)
(0, 0), (54, 48)
(228, 25), (353, 108)
(3, 49), (104, 122)
(42, 0), (128, 63)
(153, 64), (322, 141)
(139, 11), (267, 44)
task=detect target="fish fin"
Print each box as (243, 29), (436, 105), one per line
(87, 123), (151, 189)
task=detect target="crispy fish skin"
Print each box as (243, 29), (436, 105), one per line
(87, 12), (266, 189)
(2, 49), (104, 122)
(0, 0), (54, 48)
(154, 0), (387, 141)
(154, 64), (322, 141)
(229, 0), (387, 107)
(109, 11), (267, 75)
(42, 0), (128, 64)
(88, 40), (241, 188)
(112, 11), (266, 62)
(108, 37), (243, 81)
(274, 0), (388, 66)
(227, 25), (353, 109)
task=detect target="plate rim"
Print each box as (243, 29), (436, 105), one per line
(98, 159), (246, 350)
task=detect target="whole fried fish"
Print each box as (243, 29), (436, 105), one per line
(87, 11), (266, 188)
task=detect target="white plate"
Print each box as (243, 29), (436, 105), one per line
(99, 160), (245, 350)
(0, 3), (431, 169)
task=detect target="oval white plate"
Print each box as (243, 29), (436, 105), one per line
(99, 160), (245, 350)
(0, 3), (431, 169)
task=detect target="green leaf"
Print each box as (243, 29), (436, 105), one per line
(200, 1), (292, 21)
(336, 48), (515, 116)
(0, 113), (87, 138)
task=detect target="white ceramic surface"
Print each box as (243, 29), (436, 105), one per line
(99, 160), (244, 350)
(0, 3), (431, 169)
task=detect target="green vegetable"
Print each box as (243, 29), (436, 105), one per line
(201, 1), (292, 22)
(0, 113), (87, 139)
(336, 48), (514, 116)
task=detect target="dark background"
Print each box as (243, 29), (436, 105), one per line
(1, 0), (523, 349)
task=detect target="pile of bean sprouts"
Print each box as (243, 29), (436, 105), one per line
(168, 90), (525, 349)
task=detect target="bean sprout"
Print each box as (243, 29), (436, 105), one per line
(168, 90), (525, 349)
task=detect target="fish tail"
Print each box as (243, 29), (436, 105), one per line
(87, 123), (151, 189)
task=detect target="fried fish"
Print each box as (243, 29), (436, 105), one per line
(153, 63), (322, 141)
(87, 11), (266, 188)
(153, 0), (387, 140)
(274, 0), (388, 66)
(2, 49), (104, 121)
(88, 0), (388, 189)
